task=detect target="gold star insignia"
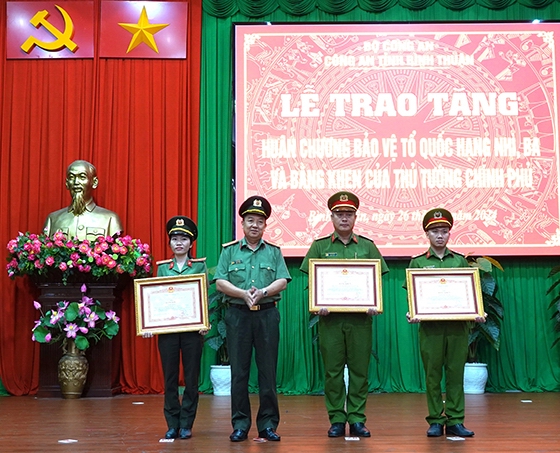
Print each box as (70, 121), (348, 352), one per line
(118, 6), (169, 54)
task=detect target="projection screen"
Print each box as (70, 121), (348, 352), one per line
(234, 23), (560, 257)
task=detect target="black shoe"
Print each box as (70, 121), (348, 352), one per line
(328, 423), (346, 437)
(349, 422), (371, 437)
(229, 429), (248, 442)
(446, 423), (474, 437)
(164, 428), (179, 439)
(258, 427), (281, 441)
(179, 428), (192, 439)
(427, 423), (444, 437)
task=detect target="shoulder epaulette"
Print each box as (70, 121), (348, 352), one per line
(156, 259), (173, 266)
(450, 249), (465, 257)
(222, 240), (239, 248)
(314, 234), (332, 242)
(357, 235), (374, 243)
(411, 251), (428, 259)
(263, 240), (280, 248)
(190, 257), (207, 262)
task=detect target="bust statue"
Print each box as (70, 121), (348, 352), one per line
(43, 160), (123, 241)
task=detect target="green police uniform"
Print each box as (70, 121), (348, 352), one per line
(156, 257), (207, 432)
(300, 232), (389, 425)
(214, 237), (291, 433)
(408, 247), (470, 427)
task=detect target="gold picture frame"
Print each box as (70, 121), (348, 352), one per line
(406, 268), (484, 321)
(134, 274), (209, 335)
(308, 259), (383, 313)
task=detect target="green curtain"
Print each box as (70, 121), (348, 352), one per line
(197, 1), (560, 394)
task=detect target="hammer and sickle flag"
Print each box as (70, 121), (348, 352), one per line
(7, 2), (94, 59)
(21, 5), (78, 53)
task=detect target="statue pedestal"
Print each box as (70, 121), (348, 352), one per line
(36, 283), (122, 398)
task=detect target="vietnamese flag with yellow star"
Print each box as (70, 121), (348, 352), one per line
(99, 1), (187, 59)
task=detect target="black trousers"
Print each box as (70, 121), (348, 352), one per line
(158, 332), (203, 429)
(225, 305), (280, 432)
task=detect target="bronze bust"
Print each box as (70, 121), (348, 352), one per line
(43, 160), (123, 241)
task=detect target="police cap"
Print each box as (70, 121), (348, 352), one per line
(238, 196), (271, 219)
(166, 216), (198, 241)
(328, 191), (360, 212)
(423, 208), (453, 231)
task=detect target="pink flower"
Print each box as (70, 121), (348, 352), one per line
(107, 259), (117, 269)
(136, 256), (146, 266)
(59, 262), (68, 271)
(53, 231), (65, 241)
(45, 256), (55, 266)
(34, 260), (43, 269)
(33, 301), (41, 310)
(79, 243), (90, 254)
(84, 312), (99, 328)
(45, 333), (52, 342)
(112, 244), (120, 253)
(70, 253), (80, 262)
(106, 311), (120, 323)
(81, 284), (87, 293)
(119, 246), (127, 255)
(50, 310), (63, 324)
(7, 239), (18, 253)
(143, 263), (151, 273)
(64, 323), (79, 338)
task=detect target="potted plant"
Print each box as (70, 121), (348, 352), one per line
(31, 284), (120, 398)
(205, 289), (231, 395)
(546, 266), (560, 346)
(464, 256), (505, 394)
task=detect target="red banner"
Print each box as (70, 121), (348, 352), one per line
(6, 2), (94, 59)
(99, 1), (187, 58)
(235, 23), (560, 257)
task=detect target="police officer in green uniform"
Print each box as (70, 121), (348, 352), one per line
(406, 208), (485, 438)
(214, 196), (291, 442)
(300, 191), (389, 438)
(144, 216), (207, 440)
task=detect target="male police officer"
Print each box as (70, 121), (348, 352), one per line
(406, 208), (484, 438)
(214, 196), (291, 442)
(300, 191), (388, 438)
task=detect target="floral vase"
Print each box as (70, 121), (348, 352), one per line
(58, 339), (89, 399)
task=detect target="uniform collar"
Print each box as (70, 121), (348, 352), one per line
(240, 237), (265, 250)
(331, 231), (359, 244)
(426, 246), (453, 259)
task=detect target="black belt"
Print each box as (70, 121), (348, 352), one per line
(230, 302), (276, 311)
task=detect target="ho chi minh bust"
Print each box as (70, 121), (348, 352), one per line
(43, 160), (123, 241)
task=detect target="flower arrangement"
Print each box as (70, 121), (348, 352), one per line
(32, 284), (120, 350)
(6, 231), (152, 284)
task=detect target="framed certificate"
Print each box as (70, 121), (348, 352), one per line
(406, 268), (484, 321)
(134, 274), (209, 335)
(308, 259), (383, 313)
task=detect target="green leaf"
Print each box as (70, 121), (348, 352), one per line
(65, 302), (80, 322)
(75, 336), (89, 350)
(104, 320), (119, 337)
(33, 326), (50, 343)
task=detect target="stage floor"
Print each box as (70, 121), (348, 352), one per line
(0, 392), (558, 452)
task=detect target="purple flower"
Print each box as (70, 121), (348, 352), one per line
(64, 323), (79, 338)
(33, 301), (41, 310)
(106, 311), (120, 323)
(81, 284), (87, 294)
